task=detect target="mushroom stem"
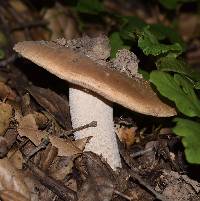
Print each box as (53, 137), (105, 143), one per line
(69, 86), (122, 170)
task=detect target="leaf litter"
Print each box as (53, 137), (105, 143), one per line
(0, 81), (16, 100)
(0, 102), (13, 136)
(0, 39), (198, 201)
(0, 2), (199, 199)
(17, 113), (90, 156)
(28, 85), (71, 129)
(0, 158), (30, 200)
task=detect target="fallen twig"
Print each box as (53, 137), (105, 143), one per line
(25, 160), (77, 201)
(120, 145), (170, 201)
(61, 121), (97, 137)
(128, 170), (170, 201)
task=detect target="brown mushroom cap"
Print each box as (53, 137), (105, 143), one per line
(14, 41), (176, 117)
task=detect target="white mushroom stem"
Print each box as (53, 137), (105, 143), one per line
(69, 86), (122, 170)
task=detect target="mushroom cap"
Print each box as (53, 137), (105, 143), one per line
(14, 41), (176, 117)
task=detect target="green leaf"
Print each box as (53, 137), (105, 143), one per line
(173, 118), (200, 164)
(157, 57), (185, 72)
(150, 71), (200, 117)
(76, 0), (105, 14)
(194, 81), (200, 89)
(138, 69), (150, 80)
(119, 16), (146, 40)
(150, 24), (185, 49)
(156, 57), (200, 81)
(109, 32), (130, 58)
(138, 27), (183, 56)
(158, 0), (178, 9)
(159, 0), (196, 9)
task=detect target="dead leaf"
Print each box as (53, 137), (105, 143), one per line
(0, 190), (30, 201)
(0, 82), (16, 100)
(18, 114), (90, 157)
(17, 114), (44, 145)
(0, 103), (13, 136)
(0, 137), (8, 158)
(39, 144), (58, 171)
(49, 135), (90, 156)
(28, 85), (71, 129)
(9, 0), (49, 42)
(77, 152), (116, 201)
(21, 93), (32, 116)
(115, 125), (137, 148)
(7, 149), (23, 170)
(22, 176), (40, 201)
(43, 3), (79, 40)
(0, 128), (18, 158)
(50, 158), (74, 181)
(33, 111), (48, 129)
(4, 128), (18, 151)
(178, 13), (200, 41)
(0, 158), (30, 199)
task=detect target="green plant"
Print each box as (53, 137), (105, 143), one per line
(124, 20), (200, 164)
(73, 0), (200, 164)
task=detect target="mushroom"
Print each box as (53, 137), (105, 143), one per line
(13, 40), (176, 170)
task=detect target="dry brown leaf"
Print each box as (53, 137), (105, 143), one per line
(18, 114), (90, 157)
(0, 128), (18, 158)
(0, 190), (30, 201)
(10, 0), (30, 13)
(77, 152), (115, 201)
(33, 111), (49, 129)
(17, 114), (44, 145)
(39, 144), (58, 171)
(9, 100), (23, 123)
(50, 159), (74, 180)
(0, 82), (16, 100)
(75, 136), (93, 151)
(4, 128), (18, 151)
(0, 136), (8, 158)
(43, 3), (79, 40)
(116, 126), (137, 148)
(0, 158), (30, 199)
(9, 0), (49, 42)
(0, 103), (13, 136)
(178, 13), (200, 41)
(7, 149), (23, 170)
(23, 176), (40, 201)
(49, 135), (90, 156)
(28, 85), (71, 129)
